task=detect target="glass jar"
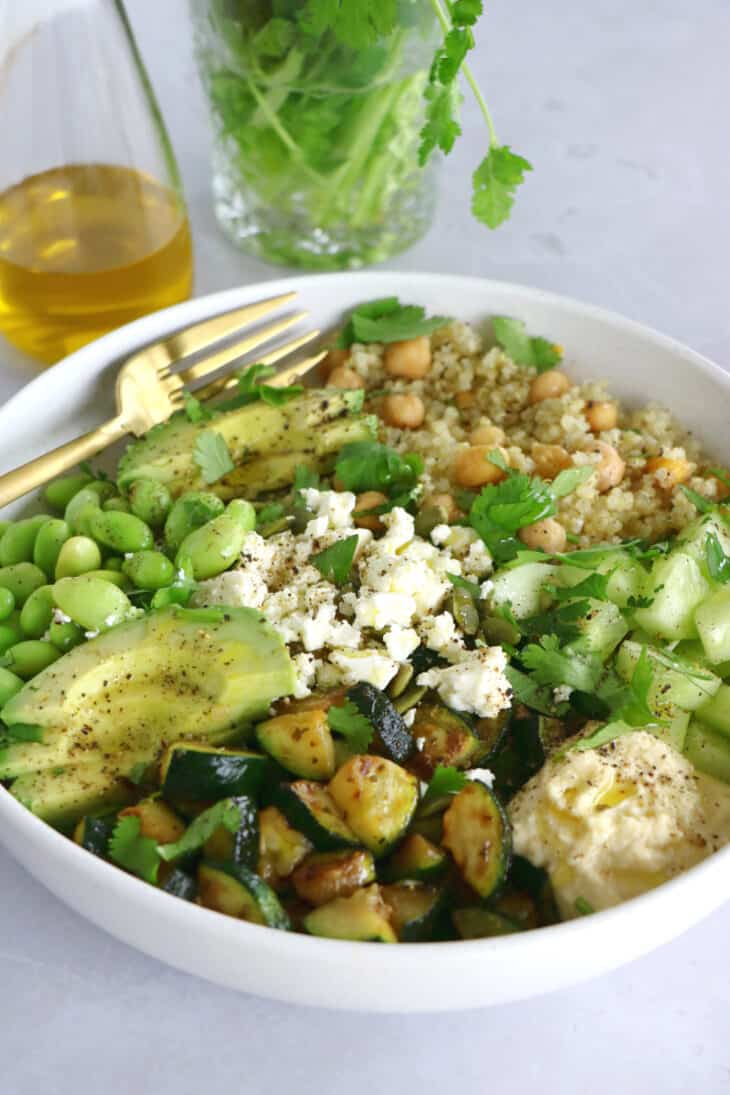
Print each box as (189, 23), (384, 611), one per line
(190, 1), (440, 270)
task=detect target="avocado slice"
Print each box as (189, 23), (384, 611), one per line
(117, 390), (376, 498)
(0, 606), (295, 825)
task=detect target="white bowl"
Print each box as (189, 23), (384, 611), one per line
(1, 272), (729, 1012)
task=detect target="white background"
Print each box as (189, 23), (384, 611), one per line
(1, 1), (730, 1091)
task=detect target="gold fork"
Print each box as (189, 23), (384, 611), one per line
(0, 293), (326, 509)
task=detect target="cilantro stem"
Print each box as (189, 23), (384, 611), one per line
(426, 0), (499, 146)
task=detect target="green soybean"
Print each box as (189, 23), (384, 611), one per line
(176, 510), (252, 580)
(3, 640), (61, 679)
(103, 556), (124, 572)
(64, 488), (104, 535)
(88, 510), (153, 553)
(54, 536), (103, 579)
(33, 518), (71, 577)
(128, 479), (172, 529)
(0, 665), (24, 706)
(103, 496), (131, 513)
(48, 619), (85, 652)
(19, 585), (55, 639)
(83, 569), (131, 589)
(0, 563), (47, 606)
(44, 474), (93, 511)
(226, 499), (256, 531)
(164, 492), (225, 554)
(0, 520), (11, 539)
(0, 587), (15, 621)
(122, 550), (175, 591)
(0, 516), (50, 566)
(52, 575), (133, 632)
(0, 622), (22, 654)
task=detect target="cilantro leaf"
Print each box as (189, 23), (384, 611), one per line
(493, 317), (563, 373)
(327, 700), (374, 752)
(335, 441), (423, 502)
(469, 472), (555, 562)
(551, 467), (594, 498)
(421, 764), (467, 808)
(256, 502), (286, 529)
(259, 384), (304, 407)
(446, 573), (482, 599)
(547, 573), (610, 603)
(705, 532), (730, 584)
(157, 799), (243, 862)
(521, 599), (592, 645)
(253, 17), (296, 57)
(183, 392), (212, 424)
(680, 485), (714, 514)
(521, 635), (602, 693)
(311, 534), (359, 585)
(294, 465), (320, 491)
(472, 145), (533, 229)
(337, 298), (449, 345)
(419, 81), (462, 163)
(504, 665), (557, 716)
(569, 720), (637, 754)
(611, 646), (656, 726)
(193, 430), (234, 484)
(299, 0), (398, 49)
(575, 896), (594, 916)
(108, 815), (160, 883)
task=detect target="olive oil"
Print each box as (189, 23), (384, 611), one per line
(0, 164), (193, 363)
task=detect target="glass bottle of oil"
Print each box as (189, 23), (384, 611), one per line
(0, 0), (193, 364)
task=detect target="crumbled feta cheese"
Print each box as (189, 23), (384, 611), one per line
(419, 611), (458, 655)
(292, 653), (317, 699)
(379, 507), (415, 553)
(383, 626), (420, 662)
(466, 767), (495, 789)
(417, 646), (512, 718)
(463, 537), (492, 578)
(479, 579), (495, 600)
(328, 649), (399, 690)
(430, 523), (451, 546)
(355, 591), (416, 630)
(301, 488), (357, 530)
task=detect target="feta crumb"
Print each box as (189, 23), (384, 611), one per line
(466, 767), (495, 789)
(328, 648), (399, 690)
(417, 646), (512, 718)
(479, 579), (495, 600)
(382, 625), (420, 662)
(430, 523), (451, 546)
(292, 652), (317, 699)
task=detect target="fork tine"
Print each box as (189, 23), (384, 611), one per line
(179, 311), (310, 389)
(193, 329), (323, 402)
(145, 292), (298, 365)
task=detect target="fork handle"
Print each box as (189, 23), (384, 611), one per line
(0, 414), (129, 510)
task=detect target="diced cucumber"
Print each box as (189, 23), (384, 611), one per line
(633, 552), (710, 641)
(615, 640), (721, 714)
(675, 639), (730, 679)
(490, 562), (560, 620)
(696, 683), (730, 739)
(684, 720), (730, 784)
(565, 599), (628, 661)
(677, 512), (730, 576)
(560, 552), (645, 609)
(695, 587), (730, 664)
(654, 707), (690, 752)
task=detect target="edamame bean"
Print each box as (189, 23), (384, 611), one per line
(0, 665), (24, 706)
(19, 585), (55, 639)
(64, 488), (104, 535)
(88, 510), (153, 553)
(0, 587), (15, 621)
(83, 569), (131, 589)
(0, 515), (50, 566)
(3, 640), (61, 679)
(128, 479), (172, 530)
(44, 474), (93, 511)
(176, 510), (252, 580)
(0, 563), (47, 606)
(0, 520), (10, 539)
(225, 499), (256, 531)
(0, 622), (23, 654)
(55, 536), (102, 579)
(33, 518), (71, 578)
(103, 496), (131, 513)
(122, 550), (175, 591)
(164, 492), (225, 554)
(52, 576), (133, 632)
(48, 620), (85, 652)
(103, 556), (124, 572)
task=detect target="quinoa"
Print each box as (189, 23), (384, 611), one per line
(345, 320), (721, 547)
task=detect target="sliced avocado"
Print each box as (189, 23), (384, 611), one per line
(117, 390), (376, 498)
(0, 606), (295, 823)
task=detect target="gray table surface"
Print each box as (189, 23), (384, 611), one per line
(2, 1), (729, 1091)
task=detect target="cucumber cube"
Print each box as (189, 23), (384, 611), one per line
(565, 599), (628, 660)
(695, 587), (730, 664)
(490, 563), (560, 620)
(684, 720), (730, 784)
(696, 683), (730, 739)
(615, 640), (721, 714)
(677, 513), (730, 577)
(633, 552), (710, 641)
(560, 553), (645, 609)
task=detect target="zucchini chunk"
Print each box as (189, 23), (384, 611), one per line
(328, 755), (419, 857)
(292, 849), (376, 906)
(442, 782), (511, 900)
(160, 743), (271, 800)
(410, 703), (481, 776)
(303, 884), (397, 942)
(452, 907), (520, 939)
(274, 781), (360, 851)
(257, 805), (313, 888)
(119, 798), (186, 845)
(73, 814), (116, 858)
(198, 861), (290, 929)
(380, 881), (446, 942)
(256, 709), (336, 781)
(473, 711), (510, 762)
(160, 867), (197, 901)
(382, 832), (448, 883)
(345, 682), (414, 763)
(203, 794), (259, 867)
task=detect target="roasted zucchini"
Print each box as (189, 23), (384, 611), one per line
(452, 907), (520, 939)
(256, 709), (336, 780)
(442, 782), (511, 900)
(203, 794), (259, 867)
(346, 682), (414, 763)
(198, 860), (290, 928)
(159, 743), (271, 800)
(72, 814), (116, 858)
(410, 703), (482, 776)
(382, 832), (448, 882)
(274, 781), (360, 851)
(257, 805), (313, 888)
(380, 881), (446, 941)
(160, 867), (197, 902)
(328, 755), (419, 856)
(119, 797), (185, 845)
(303, 884), (396, 942)
(292, 849), (376, 906)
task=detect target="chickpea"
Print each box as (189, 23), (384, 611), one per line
(430, 492), (461, 523)
(321, 348), (350, 378)
(645, 455), (692, 490)
(381, 393), (425, 429)
(531, 441), (572, 480)
(454, 389), (477, 410)
(587, 440), (625, 492)
(469, 423), (505, 447)
(453, 445), (508, 489)
(518, 518), (567, 554)
(328, 365), (365, 390)
(585, 400), (618, 432)
(528, 369), (571, 405)
(354, 491), (388, 532)
(384, 336), (432, 379)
